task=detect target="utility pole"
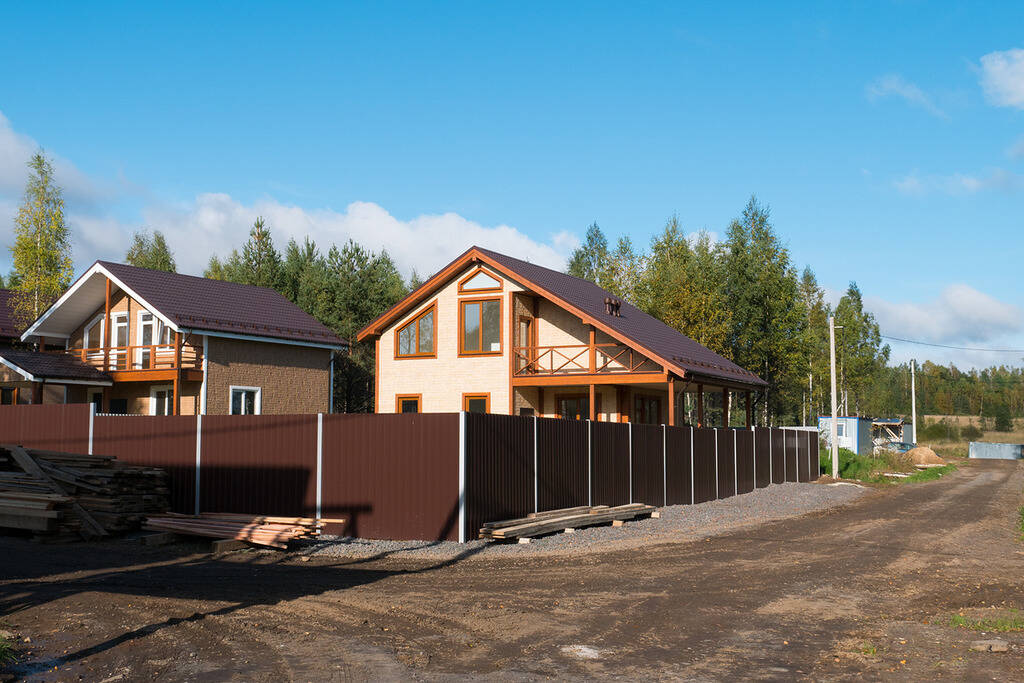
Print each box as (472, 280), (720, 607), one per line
(910, 359), (917, 444)
(829, 316), (839, 479)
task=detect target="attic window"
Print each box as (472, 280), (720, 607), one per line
(458, 267), (502, 293)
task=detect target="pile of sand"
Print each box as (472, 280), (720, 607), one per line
(906, 445), (945, 466)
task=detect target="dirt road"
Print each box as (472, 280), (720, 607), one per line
(2, 460), (1022, 681)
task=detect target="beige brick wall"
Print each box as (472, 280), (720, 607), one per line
(206, 337), (331, 415)
(378, 264), (523, 414)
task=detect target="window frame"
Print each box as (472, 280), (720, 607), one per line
(462, 392), (491, 414)
(229, 385), (262, 415)
(394, 302), (437, 359)
(458, 296), (503, 357)
(149, 384), (174, 416)
(457, 266), (503, 294)
(395, 394), (422, 413)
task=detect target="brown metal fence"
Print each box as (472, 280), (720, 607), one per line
(0, 405), (824, 542)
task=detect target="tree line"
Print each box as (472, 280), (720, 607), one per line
(5, 153), (1022, 420)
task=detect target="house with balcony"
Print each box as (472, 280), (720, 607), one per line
(358, 246), (767, 426)
(0, 262), (345, 414)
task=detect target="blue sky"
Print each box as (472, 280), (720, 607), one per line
(1, 2), (1022, 368)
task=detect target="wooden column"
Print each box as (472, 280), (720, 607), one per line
(667, 376), (675, 426)
(102, 278), (112, 370)
(38, 336), (47, 352)
(588, 326), (596, 373)
(696, 384), (704, 427)
(588, 383), (596, 421)
(722, 388), (730, 428)
(745, 391), (752, 427)
(32, 382), (43, 404)
(172, 331), (183, 416)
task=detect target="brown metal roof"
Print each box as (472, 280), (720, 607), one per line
(359, 246), (766, 388)
(0, 290), (22, 340)
(0, 348), (111, 384)
(96, 262), (345, 347)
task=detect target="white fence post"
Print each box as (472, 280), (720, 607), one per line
(795, 429), (801, 481)
(714, 428), (719, 499)
(769, 428), (774, 484)
(733, 429), (738, 495)
(783, 430), (788, 482)
(458, 411), (466, 543)
(752, 426), (757, 488)
(587, 419), (592, 507)
(316, 413), (323, 521)
(88, 403), (95, 455)
(194, 414), (202, 515)
(533, 415), (539, 514)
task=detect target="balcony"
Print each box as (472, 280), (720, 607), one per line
(51, 345), (202, 377)
(513, 343), (662, 378)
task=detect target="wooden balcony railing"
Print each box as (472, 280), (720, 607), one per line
(52, 345), (201, 372)
(513, 343), (661, 376)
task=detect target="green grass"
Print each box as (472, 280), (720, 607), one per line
(0, 635), (15, 666)
(859, 642), (878, 656)
(1017, 505), (1024, 540)
(903, 463), (958, 483)
(947, 609), (1024, 632)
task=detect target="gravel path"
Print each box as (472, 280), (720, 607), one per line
(301, 481), (869, 562)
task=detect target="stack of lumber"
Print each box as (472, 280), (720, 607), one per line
(0, 444), (169, 539)
(479, 503), (656, 541)
(143, 512), (346, 549)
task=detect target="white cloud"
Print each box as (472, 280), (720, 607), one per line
(866, 74), (948, 119)
(979, 48), (1024, 109)
(866, 284), (1021, 345)
(0, 111), (106, 205)
(1007, 136), (1024, 160)
(75, 194), (570, 278)
(892, 168), (1024, 196)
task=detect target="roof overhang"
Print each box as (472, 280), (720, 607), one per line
(0, 354), (113, 386)
(183, 328), (347, 351)
(20, 262), (178, 342)
(357, 247), (766, 390)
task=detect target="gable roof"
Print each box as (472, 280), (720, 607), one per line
(0, 290), (21, 339)
(21, 261), (345, 349)
(358, 246), (766, 388)
(0, 348), (112, 385)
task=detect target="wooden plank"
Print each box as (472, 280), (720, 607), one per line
(2, 445), (108, 537)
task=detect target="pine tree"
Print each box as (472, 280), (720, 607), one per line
(240, 217), (283, 289)
(834, 282), (890, 414)
(9, 152), (73, 326)
(125, 230), (176, 272)
(567, 223), (611, 285)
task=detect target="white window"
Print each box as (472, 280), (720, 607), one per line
(149, 385), (173, 416)
(230, 386), (261, 415)
(836, 421), (846, 438)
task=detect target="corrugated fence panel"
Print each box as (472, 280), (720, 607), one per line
(754, 428), (772, 488)
(716, 429), (735, 499)
(771, 429), (785, 484)
(796, 431), (810, 482)
(692, 428), (717, 503)
(93, 415), (197, 513)
(591, 421), (630, 507)
(736, 429), (755, 494)
(201, 414), (317, 516)
(322, 413), (459, 541)
(464, 412), (534, 537)
(665, 426), (692, 505)
(0, 404), (90, 452)
(536, 417), (588, 512)
(784, 429), (799, 483)
(810, 432), (820, 478)
(631, 423), (664, 506)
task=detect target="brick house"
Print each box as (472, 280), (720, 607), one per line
(0, 262), (345, 415)
(358, 246), (767, 426)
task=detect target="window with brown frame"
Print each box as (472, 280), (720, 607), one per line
(395, 304), (436, 358)
(457, 266), (502, 294)
(459, 297), (501, 355)
(462, 393), (490, 413)
(396, 394), (421, 413)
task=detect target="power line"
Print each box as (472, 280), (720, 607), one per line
(880, 335), (1024, 354)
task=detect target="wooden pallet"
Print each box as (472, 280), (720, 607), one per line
(479, 503), (656, 540)
(143, 512), (347, 549)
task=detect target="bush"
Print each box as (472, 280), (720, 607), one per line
(960, 423), (983, 440)
(819, 447), (875, 480)
(918, 418), (959, 442)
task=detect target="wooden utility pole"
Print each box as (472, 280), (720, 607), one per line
(829, 316), (839, 479)
(910, 359), (917, 444)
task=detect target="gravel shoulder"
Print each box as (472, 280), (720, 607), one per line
(304, 480), (871, 561)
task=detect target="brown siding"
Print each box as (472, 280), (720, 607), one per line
(206, 337), (331, 415)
